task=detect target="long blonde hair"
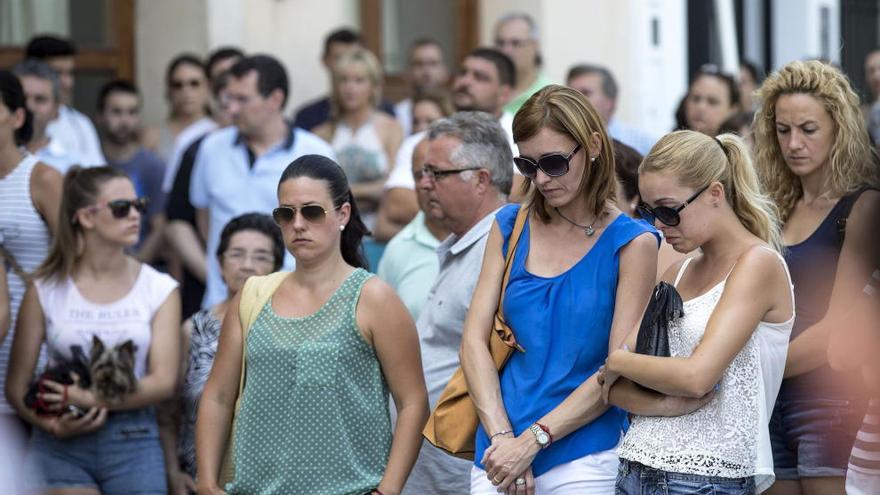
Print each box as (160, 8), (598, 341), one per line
(513, 84), (616, 222)
(641, 130), (783, 251)
(754, 60), (879, 222)
(330, 48), (382, 120)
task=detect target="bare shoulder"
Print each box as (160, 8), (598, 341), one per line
(359, 275), (399, 307)
(729, 244), (787, 286)
(31, 162), (63, 189)
(848, 189), (880, 224)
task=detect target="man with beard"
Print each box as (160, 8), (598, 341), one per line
(375, 48), (521, 241)
(97, 80), (167, 264)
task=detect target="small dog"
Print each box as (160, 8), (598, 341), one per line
(25, 335), (138, 416)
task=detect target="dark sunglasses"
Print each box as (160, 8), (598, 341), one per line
(272, 204), (336, 225)
(513, 144), (582, 178)
(170, 79), (203, 90)
(636, 186), (708, 227)
(89, 198), (149, 219)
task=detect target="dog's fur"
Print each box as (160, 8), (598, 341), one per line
(25, 335), (138, 416)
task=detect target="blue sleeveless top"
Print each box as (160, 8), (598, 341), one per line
(779, 189), (867, 401)
(474, 204), (658, 476)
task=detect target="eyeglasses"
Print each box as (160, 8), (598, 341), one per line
(86, 198), (149, 219)
(636, 186), (709, 227)
(420, 165), (482, 181)
(170, 79), (203, 90)
(513, 144), (582, 178)
(223, 250), (275, 267)
(272, 204), (337, 225)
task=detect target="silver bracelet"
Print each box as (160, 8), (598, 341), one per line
(490, 429), (513, 441)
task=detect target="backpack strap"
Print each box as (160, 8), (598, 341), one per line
(236, 271), (290, 396)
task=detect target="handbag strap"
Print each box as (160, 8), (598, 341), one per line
(497, 206), (529, 326)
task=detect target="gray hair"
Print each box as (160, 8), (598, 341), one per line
(427, 111), (513, 195)
(566, 64), (618, 101)
(12, 58), (61, 103)
(496, 11), (539, 40)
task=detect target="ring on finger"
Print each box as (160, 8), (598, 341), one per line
(515, 477), (526, 486)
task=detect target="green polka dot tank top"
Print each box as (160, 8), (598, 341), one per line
(227, 268), (392, 495)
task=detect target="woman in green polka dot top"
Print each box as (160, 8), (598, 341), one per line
(195, 155), (430, 495)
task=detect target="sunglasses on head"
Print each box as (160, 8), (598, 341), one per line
(272, 204), (337, 225)
(87, 198), (149, 219)
(513, 143), (582, 178)
(636, 186), (708, 227)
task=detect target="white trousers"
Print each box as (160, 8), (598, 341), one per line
(470, 447), (618, 494)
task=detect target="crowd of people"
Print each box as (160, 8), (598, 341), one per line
(1, 10), (879, 495)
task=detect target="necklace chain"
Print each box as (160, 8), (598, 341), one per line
(555, 207), (601, 237)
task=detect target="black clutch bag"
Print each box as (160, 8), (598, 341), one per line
(635, 281), (683, 357)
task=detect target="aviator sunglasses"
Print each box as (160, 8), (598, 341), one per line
(513, 143), (582, 178)
(636, 186), (708, 227)
(272, 203), (340, 225)
(85, 198), (149, 219)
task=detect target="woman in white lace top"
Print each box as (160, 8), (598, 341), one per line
(600, 130), (795, 494)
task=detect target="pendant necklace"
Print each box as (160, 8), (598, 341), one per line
(555, 207), (602, 237)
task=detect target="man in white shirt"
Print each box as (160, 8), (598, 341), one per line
(189, 55), (334, 308)
(395, 39), (450, 137)
(375, 48), (520, 242)
(13, 59), (85, 174)
(566, 64), (656, 156)
(26, 35), (105, 166)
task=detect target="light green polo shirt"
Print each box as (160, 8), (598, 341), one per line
(504, 73), (554, 115)
(376, 211), (443, 321)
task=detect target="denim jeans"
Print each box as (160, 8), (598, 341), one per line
(616, 459), (756, 495)
(25, 408), (167, 494)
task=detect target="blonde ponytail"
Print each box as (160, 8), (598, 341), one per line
(640, 130), (782, 251)
(716, 134), (783, 251)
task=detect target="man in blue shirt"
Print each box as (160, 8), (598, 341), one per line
(97, 79), (167, 264)
(190, 55), (334, 308)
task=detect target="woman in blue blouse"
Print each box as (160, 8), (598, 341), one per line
(460, 84), (659, 494)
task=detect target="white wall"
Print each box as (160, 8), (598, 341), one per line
(136, 0), (358, 126)
(772, 0), (840, 70)
(479, 0), (687, 137)
(136, 0), (209, 126)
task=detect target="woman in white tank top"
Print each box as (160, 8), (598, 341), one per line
(0, 71), (62, 456)
(599, 131), (795, 494)
(6, 166), (180, 494)
(313, 48), (403, 221)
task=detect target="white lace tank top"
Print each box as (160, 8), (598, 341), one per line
(618, 249), (794, 492)
(330, 117), (388, 184)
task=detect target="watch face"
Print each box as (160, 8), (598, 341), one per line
(537, 432), (549, 444)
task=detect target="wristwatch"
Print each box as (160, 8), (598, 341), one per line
(528, 423), (551, 449)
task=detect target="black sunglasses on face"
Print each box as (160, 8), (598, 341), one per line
(636, 186), (708, 227)
(272, 204), (335, 225)
(90, 198), (149, 219)
(514, 144), (582, 178)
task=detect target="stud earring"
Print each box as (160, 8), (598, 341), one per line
(590, 156), (597, 163)
(339, 225), (345, 231)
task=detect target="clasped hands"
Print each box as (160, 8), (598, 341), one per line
(482, 432), (539, 494)
(36, 373), (107, 438)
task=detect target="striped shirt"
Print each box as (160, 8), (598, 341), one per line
(0, 154), (51, 415)
(850, 398), (880, 475)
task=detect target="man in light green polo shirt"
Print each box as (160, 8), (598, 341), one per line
(377, 138), (449, 321)
(495, 11), (553, 115)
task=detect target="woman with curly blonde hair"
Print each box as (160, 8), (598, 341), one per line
(754, 59), (880, 495)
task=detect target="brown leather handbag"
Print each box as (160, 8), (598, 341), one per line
(423, 205), (528, 459)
